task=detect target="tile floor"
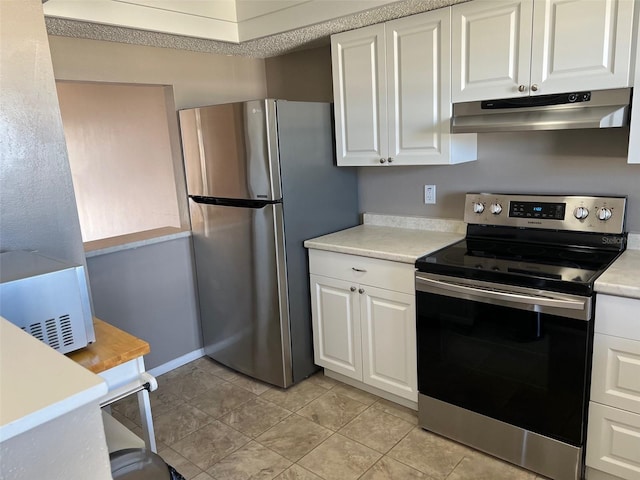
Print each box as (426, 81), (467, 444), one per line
(111, 357), (550, 480)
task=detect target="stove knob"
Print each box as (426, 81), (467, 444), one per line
(473, 202), (485, 214)
(573, 206), (589, 220)
(598, 207), (612, 221)
(490, 203), (503, 215)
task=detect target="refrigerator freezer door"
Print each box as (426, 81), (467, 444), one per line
(189, 198), (292, 387)
(179, 100), (282, 201)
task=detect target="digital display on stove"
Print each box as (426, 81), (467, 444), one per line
(509, 201), (565, 220)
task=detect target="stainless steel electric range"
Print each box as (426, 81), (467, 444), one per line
(415, 193), (627, 480)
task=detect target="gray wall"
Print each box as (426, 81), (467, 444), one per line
(359, 128), (640, 232)
(265, 45), (333, 102)
(86, 237), (201, 370)
(0, 0), (87, 269)
(263, 46), (640, 233)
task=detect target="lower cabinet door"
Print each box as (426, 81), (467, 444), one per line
(360, 285), (417, 401)
(309, 274), (362, 380)
(586, 402), (640, 480)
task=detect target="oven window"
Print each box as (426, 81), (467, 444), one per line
(416, 291), (591, 447)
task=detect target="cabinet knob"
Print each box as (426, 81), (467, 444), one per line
(531, 84), (539, 92)
(358, 288), (365, 294)
(387, 157), (393, 163)
(379, 158), (386, 164)
(350, 286), (356, 292)
(518, 85), (526, 92)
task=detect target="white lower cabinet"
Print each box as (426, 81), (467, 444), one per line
(586, 294), (640, 480)
(309, 249), (417, 402)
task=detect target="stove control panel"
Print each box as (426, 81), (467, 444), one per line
(464, 193), (626, 234)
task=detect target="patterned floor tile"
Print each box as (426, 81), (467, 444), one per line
(158, 447), (204, 479)
(298, 433), (381, 480)
(230, 374), (272, 395)
(369, 398), (419, 425)
(447, 455), (537, 480)
(339, 407), (413, 453)
(256, 414), (333, 462)
(296, 391), (368, 431)
(303, 371), (339, 390)
(171, 420), (250, 471)
(206, 441), (291, 479)
(360, 456), (432, 480)
(189, 381), (256, 419)
(153, 403), (213, 446)
(330, 383), (380, 405)
(260, 381), (328, 412)
(387, 427), (470, 479)
(273, 464), (323, 480)
(160, 367), (225, 401)
(113, 388), (185, 426)
(220, 397), (291, 438)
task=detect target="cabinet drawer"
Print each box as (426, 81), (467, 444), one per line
(595, 295), (640, 340)
(591, 333), (640, 415)
(308, 249), (415, 293)
(586, 402), (640, 480)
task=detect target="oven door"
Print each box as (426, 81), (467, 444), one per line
(415, 273), (593, 447)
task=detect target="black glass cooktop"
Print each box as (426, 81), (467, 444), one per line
(415, 238), (623, 296)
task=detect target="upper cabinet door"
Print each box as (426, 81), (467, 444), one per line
(452, 0), (533, 102)
(386, 9), (452, 165)
(332, 24), (387, 166)
(530, 0), (634, 95)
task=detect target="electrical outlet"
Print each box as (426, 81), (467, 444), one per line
(424, 185), (436, 204)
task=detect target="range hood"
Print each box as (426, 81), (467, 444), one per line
(451, 88), (631, 133)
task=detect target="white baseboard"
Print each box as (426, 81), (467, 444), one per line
(148, 348), (205, 377)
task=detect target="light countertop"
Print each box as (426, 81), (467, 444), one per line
(595, 249), (640, 300)
(305, 216), (639, 298)
(0, 318), (107, 442)
(304, 224), (464, 264)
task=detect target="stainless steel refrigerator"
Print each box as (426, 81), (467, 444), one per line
(179, 99), (359, 388)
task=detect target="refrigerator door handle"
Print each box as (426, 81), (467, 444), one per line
(189, 195), (281, 208)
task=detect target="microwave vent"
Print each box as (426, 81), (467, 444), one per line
(21, 314), (75, 351)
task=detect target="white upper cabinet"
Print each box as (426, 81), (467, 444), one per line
(332, 24), (388, 165)
(332, 9), (477, 166)
(452, 0), (635, 102)
(452, 0), (533, 102)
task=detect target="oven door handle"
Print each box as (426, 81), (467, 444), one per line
(415, 274), (588, 312)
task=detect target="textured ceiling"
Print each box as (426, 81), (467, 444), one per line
(45, 0), (468, 58)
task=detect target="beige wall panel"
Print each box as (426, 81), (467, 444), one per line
(56, 81), (182, 242)
(48, 36), (268, 110)
(265, 45), (333, 102)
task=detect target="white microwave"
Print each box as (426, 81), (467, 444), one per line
(0, 251), (95, 354)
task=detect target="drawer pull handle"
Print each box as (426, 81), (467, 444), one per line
(352, 267), (367, 273)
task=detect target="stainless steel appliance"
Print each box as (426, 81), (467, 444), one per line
(451, 88), (631, 133)
(415, 193), (627, 480)
(178, 99), (359, 388)
(0, 250), (95, 354)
